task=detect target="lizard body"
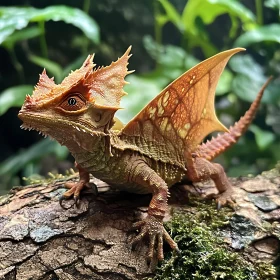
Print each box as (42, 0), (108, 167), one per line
(18, 47), (271, 261)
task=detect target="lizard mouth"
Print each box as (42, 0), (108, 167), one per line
(18, 111), (99, 140)
(20, 123), (50, 139)
(18, 111), (57, 140)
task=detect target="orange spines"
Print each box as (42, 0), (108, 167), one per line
(196, 77), (272, 161)
(84, 46), (132, 109)
(31, 69), (56, 102)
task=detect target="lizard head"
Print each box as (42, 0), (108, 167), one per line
(18, 47), (132, 146)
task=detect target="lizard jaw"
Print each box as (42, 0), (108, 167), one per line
(19, 123), (50, 139)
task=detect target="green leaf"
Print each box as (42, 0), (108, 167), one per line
(29, 55), (62, 82)
(0, 139), (68, 178)
(0, 6), (99, 45)
(216, 69), (233, 95)
(179, 0), (255, 55)
(2, 26), (41, 49)
(234, 24), (280, 47)
(249, 124), (276, 150)
(143, 36), (199, 71)
(264, 0), (280, 12)
(0, 85), (33, 116)
(230, 54), (280, 104)
(30, 6), (99, 44)
(157, 0), (183, 30)
(182, 0), (255, 35)
(116, 75), (163, 123)
(0, 7), (33, 44)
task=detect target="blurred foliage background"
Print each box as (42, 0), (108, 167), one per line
(0, 0), (279, 195)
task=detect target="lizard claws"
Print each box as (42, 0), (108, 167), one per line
(217, 200), (222, 210)
(59, 195), (73, 209)
(59, 180), (98, 209)
(131, 215), (179, 262)
(74, 196), (80, 207)
(215, 188), (236, 209)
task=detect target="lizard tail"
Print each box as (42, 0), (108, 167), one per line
(196, 77), (272, 161)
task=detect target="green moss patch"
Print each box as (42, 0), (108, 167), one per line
(151, 199), (276, 280)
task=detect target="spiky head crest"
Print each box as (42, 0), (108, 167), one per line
(29, 46), (132, 109)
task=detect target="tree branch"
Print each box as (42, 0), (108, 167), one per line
(0, 166), (279, 279)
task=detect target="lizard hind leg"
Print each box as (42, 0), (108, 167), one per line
(186, 156), (235, 208)
(60, 162), (97, 208)
(129, 161), (179, 262)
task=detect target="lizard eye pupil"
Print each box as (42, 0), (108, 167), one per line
(59, 94), (86, 112)
(68, 97), (77, 106)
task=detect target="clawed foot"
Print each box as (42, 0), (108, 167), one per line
(59, 180), (98, 209)
(131, 215), (180, 263)
(215, 188), (236, 209)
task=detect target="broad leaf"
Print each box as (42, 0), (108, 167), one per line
(0, 6), (99, 45)
(30, 6), (99, 43)
(234, 24), (280, 47)
(230, 55), (280, 104)
(0, 85), (33, 116)
(2, 26), (41, 49)
(182, 0), (255, 35)
(144, 36), (232, 95)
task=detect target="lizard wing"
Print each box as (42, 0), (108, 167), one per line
(119, 48), (244, 166)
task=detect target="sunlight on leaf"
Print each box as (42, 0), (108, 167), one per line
(0, 6), (99, 45)
(2, 26), (41, 49)
(0, 6), (32, 44)
(30, 6), (99, 44)
(182, 0), (255, 35)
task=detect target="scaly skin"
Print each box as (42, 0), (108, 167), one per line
(18, 47), (271, 262)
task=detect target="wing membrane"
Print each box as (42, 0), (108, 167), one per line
(120, 48), (244, 164)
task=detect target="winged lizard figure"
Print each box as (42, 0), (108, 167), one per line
(18, 47), (271, 261)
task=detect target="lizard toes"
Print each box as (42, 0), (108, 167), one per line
(215, 189), (236, 209)
(131, 227), (147, 250)
(130, 215), (179, 262)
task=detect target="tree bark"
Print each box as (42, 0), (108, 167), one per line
(0, 166), (279, 280)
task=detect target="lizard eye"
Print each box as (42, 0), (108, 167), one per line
(68, 97), (77, 106)
(59, 94), (86, 112)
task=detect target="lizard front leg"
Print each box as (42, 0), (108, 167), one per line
(186, 156), (235, 208)
(129, 160), (179, 261)
(60, 162), (96, 207)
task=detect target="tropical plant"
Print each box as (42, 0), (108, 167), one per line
(0, 0), (279, 193)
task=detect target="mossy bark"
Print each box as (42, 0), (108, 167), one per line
(0, 166), (279, 280)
